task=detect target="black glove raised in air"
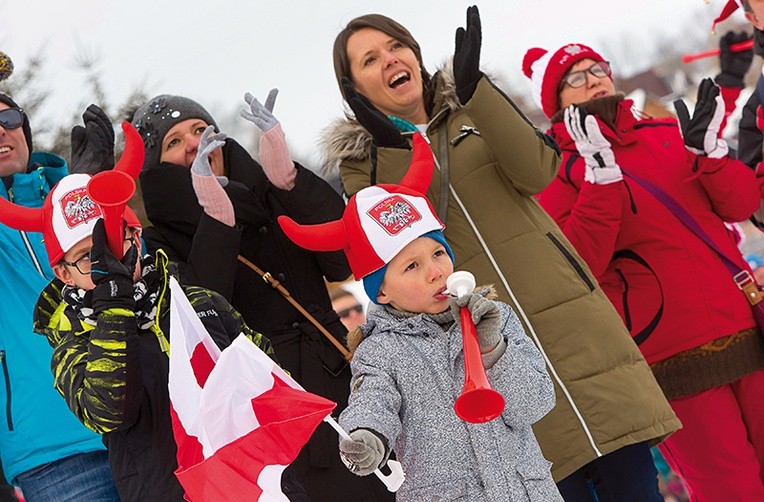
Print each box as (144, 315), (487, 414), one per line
(70, 104), (116, 175)
(453, 5), (483, 105)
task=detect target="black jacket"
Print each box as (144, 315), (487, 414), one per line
(33, 257), (274, 501)
(140, 140), (391, 501)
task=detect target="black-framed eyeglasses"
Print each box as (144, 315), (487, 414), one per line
(559, 61), (612, 90)
(61, 254), (92, 275)
(337, 304), (363, 318)
(0, 108), (24, 130)
(61, 235), (136, 275)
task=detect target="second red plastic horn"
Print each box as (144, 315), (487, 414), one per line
(87, 170), (135, 259)
(446, 271), (506, 423)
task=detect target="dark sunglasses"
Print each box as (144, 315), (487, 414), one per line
(559, 61), (612, 90)
(0, 108), (24, 130)
(337, 304), (363, 318)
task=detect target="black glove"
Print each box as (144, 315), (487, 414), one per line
(674, 78), (728, 158)
(340, 77), (408, 149)
(716, 31), (753, 88)
(90, 219), (138, 315)
(453, 5), (482, 105)
(70, 104), (115, 175)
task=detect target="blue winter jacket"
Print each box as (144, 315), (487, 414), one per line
(0, 153), (106, 482)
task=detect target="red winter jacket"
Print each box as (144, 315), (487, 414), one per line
(539, 99), (759, 364)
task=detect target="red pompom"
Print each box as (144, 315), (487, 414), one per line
(522, 48), (547, 78)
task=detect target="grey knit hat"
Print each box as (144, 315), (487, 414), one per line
(131, 94), (217, 170)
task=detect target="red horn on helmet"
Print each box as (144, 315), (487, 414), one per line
(86, 122), (144, 258)
(399, 133), (434, 194)
(114, 122), (144, 180)
(0, 196), (45, 232)
(277, 216), (349, 252)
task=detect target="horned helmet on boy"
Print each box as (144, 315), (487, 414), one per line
(278, 133), (454, 304)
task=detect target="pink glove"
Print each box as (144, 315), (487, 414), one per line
(260, 123), (296, 190)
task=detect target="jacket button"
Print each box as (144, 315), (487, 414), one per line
(259, 226), (268, 234)
(292, 322), (300, 329)
(277, 273), (286, 282)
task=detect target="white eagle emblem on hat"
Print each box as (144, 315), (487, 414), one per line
(60, 188), (101, 228)
(368, 195), (422, 235)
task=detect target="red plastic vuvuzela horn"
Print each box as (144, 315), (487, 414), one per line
(86, 122), (145, 259)
(87, 171), (135, 258)
(447, 271), (505, 423)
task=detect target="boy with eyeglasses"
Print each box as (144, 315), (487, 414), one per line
(0, 158), (279, 499)
(0, 86), (122, 500)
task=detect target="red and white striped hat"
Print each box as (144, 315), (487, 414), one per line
(522, 43), (607, 118)
(278, 133), (442, 279)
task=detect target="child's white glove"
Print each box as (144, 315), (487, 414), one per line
(564, 105), (623, 185)
(339, 429), (386, 476)
(449, 292), (501, 352)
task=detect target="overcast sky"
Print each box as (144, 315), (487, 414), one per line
(1, 0), (732, 165)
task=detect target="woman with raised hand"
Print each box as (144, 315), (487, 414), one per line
(122, 91), (391, 501)
(529, 42), (764, 500)
(322, 6), (680, 500)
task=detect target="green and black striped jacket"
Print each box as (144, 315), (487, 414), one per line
(33, 255), (275, 501)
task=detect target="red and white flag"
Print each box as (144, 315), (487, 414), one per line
(168, 278), (336, 501)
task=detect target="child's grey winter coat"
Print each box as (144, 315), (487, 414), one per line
(339, 302), (562, 501)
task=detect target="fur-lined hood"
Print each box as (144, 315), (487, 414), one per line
(319, 59), (463, 178)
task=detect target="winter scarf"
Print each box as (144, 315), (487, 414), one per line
(61, 254), (161, 329)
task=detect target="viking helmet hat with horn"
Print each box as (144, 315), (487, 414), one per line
(279, 133), (446, 282)
(0, 122), (143, 267)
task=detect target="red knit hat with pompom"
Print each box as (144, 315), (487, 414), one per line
(522, 43), (606, 118)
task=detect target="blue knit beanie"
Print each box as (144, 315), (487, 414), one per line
(363, 230), (455, 304)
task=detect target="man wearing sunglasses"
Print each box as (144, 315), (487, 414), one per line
(0, 93), (119, 501)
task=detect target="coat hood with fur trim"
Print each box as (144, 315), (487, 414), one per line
(319, 60), (464, 178)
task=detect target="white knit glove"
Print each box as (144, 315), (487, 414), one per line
(564, 105), (623, 185)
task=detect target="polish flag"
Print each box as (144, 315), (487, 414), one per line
(168, 278), (336, 501)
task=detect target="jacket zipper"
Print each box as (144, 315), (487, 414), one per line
(1, 351), (13, 431)
(8, 188), (47, 278)
(616, 269), (632, 331)
(546, 233), (596, 292)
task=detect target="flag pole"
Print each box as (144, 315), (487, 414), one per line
(323, 415), (405, 492)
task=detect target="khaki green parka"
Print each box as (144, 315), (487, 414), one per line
(321, 64), (680, 481)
